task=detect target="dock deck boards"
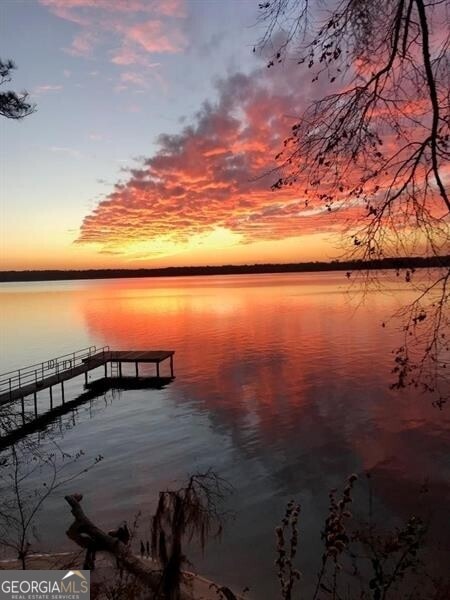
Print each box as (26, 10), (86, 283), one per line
(107, 350), (174, 363)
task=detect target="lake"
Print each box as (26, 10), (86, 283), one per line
(0, 272), (449, 597)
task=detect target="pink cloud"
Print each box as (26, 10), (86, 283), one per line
(113, 65), (165, 93)
(40, 0), (187, 73)
(119, 71), (149, 87)
(39, 0), (91, 26)
(65, 30), (97, 56)
(76, 47), (445, 258)
(111, 44), (161, 69)
(125, 20), (186, 54)
(152, 0), (186, 18)
(111, 46), (141, 66)
(40, 0), (183, 16)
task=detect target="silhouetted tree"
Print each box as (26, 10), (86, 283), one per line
(0, 439), (102, 568)
(151, 471), (230, 600)
(0, 59), (35, 120)
(257, 0), (449, 404)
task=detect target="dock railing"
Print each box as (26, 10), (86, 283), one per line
(0, 345), (110, 400)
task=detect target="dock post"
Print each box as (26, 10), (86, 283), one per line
(33, 392), (38, 418)
(156, 362), (160, 378)
(61, 381), (65, 403)
(21, 397), (25, 425)
(85, 371), (88, 385)
(135, 362), (139, 377)
(104, 362), (108, 378)
(119, 362), (122, 377)
(170, 355), (174, 378)
(49, 386), (53, 409)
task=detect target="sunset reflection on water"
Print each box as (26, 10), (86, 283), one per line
(0, 273), (449, 597)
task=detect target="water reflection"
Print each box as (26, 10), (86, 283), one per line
(0, 376), (173, 449)
(0, 274), (449, 597)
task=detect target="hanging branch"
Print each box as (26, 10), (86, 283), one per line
(257, 0), (449, 402)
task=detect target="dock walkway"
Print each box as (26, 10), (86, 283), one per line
(0, 346), (175, 408)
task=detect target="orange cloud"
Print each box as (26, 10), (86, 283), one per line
(76, 67), (352, 256)
(75, 28), (448, 260)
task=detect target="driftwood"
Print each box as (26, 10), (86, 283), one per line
(64, 494), (194, 600)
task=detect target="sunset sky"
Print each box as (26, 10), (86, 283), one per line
(2, 0), (360, 270)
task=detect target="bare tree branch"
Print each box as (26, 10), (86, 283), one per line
(257, 0), (449, 402)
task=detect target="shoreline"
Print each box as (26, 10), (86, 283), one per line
(0, 255), (448, 283)
(0, 552), (247, 599)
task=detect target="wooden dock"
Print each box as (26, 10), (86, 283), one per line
(0, 346), (175, 413)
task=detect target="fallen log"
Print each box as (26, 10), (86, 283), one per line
(64, 494), (194, 599)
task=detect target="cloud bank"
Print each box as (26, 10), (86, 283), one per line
(76, 63), (349, 256)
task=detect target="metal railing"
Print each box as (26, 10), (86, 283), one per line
(0, 345), (110, 398)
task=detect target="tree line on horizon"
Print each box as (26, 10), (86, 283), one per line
(0, 255), (448, 281)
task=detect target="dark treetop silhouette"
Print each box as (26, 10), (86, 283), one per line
(0, 59), (35, 120)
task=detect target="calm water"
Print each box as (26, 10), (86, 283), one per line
(0, 272), (449, 597)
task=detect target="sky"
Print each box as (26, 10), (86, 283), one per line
(1, 0), (357, 270)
